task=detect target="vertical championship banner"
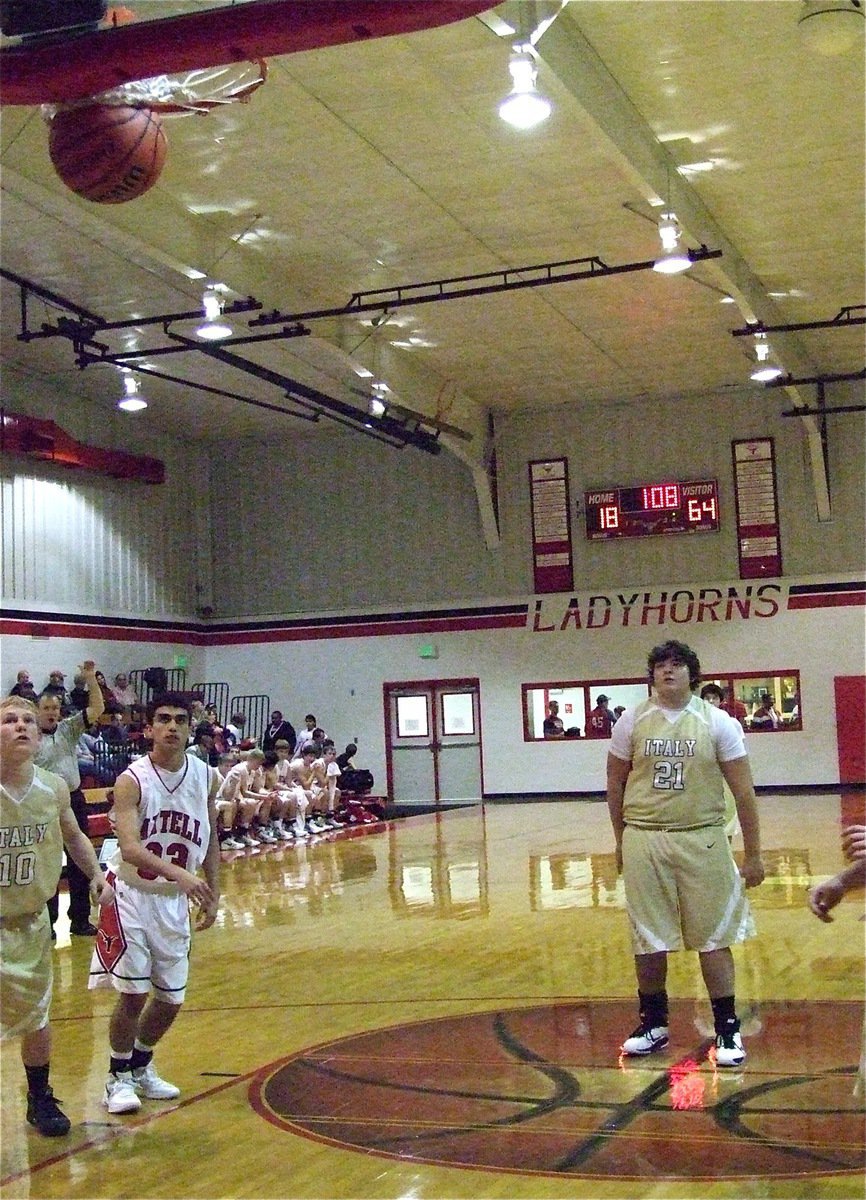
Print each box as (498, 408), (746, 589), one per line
(732, 438), (783, 578)
(529, 458), (574, 594)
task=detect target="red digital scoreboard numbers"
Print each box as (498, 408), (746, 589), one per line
(584, 479), (720, 540)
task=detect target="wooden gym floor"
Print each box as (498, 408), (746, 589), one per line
(1, 793), (864, 1200)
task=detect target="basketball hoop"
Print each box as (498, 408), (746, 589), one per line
(40, 60), (267, 204)
(42, 59), (267, 120)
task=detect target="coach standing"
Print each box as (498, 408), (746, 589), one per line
(36, 659), (105, 937)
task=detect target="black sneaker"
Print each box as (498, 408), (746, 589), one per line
(26, 1088), (71, 1137)
(69, 922), (97, 936)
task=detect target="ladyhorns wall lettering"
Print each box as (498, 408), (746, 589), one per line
(528, 583), (785, 632)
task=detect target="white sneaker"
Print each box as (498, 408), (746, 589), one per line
(293, 821), (307, 838)
(103, 1072), (142, 1114)
(621, 1025), (669, 1056)
(241, 832), (260, 847)
(221, 837), (244, 851)
(257, 828), (277, 843)
(132, 1061), (180, 1099)
(713, 1030), (746, 1067)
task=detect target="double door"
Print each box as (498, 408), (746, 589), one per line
(385, 679), (482, 804)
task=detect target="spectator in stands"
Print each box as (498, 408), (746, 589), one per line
(336, 744), (375, 796)
(68, 674), (91, 714)
(42, 671), (71, 714)
(95, 713), (130, 780)
(202, 706), (232, 755)
(36, 661), (105, 936)
(721, 687), (748, 729)
(111, 673), (139, 714)
(262, 710), (297, 753)
(543, 701), (566, 739)
(189, 699), (207, 734)
(225, 712), (247, 747)
(76, 724), (103, 785)
(293, 714), (319, 758)
(750, 693), (781, 730)
(97, 712), (128, 748)
(187, 725), (217, 766)
(586, 695), (614, 738)
(612, 706), (626, 725)
(10, 670), (39, 702)
(94, 671), (123, 714)
(336, 743), (356, 773)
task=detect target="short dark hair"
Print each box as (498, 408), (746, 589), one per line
(700, 683), (724, 702)
(262, 751), (279, 768)
(146, 691), (193, 724)
(194, 723), (215, 744)
(647, 640), (701, 689)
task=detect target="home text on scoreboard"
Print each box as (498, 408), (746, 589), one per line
(584, 479), (720, 540)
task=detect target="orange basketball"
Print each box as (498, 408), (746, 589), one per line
(48, 103), (167, 204)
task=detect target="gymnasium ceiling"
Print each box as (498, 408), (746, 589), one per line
(1, 0), (864, 460)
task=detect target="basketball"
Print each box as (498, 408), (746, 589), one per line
(48, 103), (167, 204)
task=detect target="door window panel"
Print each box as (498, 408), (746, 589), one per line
(442, 692), (475, 736)
(396, 694), (429, 738)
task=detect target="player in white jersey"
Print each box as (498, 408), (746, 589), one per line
(1, 697), (108, 1137)
(607, 640), (764, 1068)
(89, 693), (219, 1116)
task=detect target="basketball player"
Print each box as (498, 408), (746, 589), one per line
(808, 824), (866, 921)
(89, 693), (219, 1115)
(0, 696), (108, 1136)
(606, 640), (764, 1067)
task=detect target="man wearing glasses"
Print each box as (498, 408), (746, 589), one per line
(89, 693), (220, 1115)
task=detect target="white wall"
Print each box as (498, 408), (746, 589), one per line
(200, 573), (864, 793)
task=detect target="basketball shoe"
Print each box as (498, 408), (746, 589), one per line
(103, 1072), (141, 1114)
(26, 1087), (71, 1137)
(132, 1062), (180, 1100)
(621, 1024), (669, 1055)
(713, 1030), (746, 1067)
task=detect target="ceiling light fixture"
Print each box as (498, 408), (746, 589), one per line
(652, 212), (692, 274)
(798, 0), (864, 54)
(749, 333), (784, 382)
(116, 373), (148, 412)
(498, 47), (551, 130)
(196, 288), (232, 341)
(368, 396), (387, 418)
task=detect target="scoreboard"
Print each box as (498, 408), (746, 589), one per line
(584, 479), (720, 540)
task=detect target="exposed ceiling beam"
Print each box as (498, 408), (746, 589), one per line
(534, 8), (832, 521)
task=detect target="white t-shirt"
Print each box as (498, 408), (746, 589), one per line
(609, 695), (746, 763)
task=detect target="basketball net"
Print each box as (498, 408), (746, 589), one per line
(42, 60), (267, 120)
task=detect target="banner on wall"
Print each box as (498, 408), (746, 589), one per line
(529, 458), (574, 595)
(732, 438), (782, 579)
(528, 581), (788, 631)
